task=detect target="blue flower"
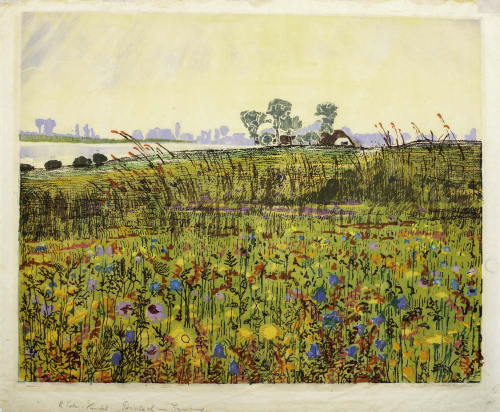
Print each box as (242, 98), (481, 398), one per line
(161, 246), (167, 253)
(375, 339), (386, 351)
(322, 311), (343, 330)
(440, 261), (448, 267)
(149, 282), (161, 293)
(48, 281), (57, 288)
(442, 246), (451, 253)
(451, 279), (460, 291)
(105, 266), (114, 274)
(317, 268), (323, 278)
(150, 244), (156, 251)
(346, 345), (358, 358)
(306, 343), (322, 360)
(356, 324), (366, 337)
(151, 237), (158, 243)
(95, 264), (102, 271)
(299, 235), (305, 241)
(415, 238), (422, 242)
(228, 360), (239, 375)
(170, 279), (182, 292)
(212, 343), (227, 359)
(110, 352), (122, 366)
(434, 277), (443, 286)
(70, 273), (77, 278)
(404, 239), (410, 245)
(354, 233), (361, 239)
(313, 288), (328, 302)
(398, 296), (409, 310)
(124, 329), (135, 343)
(372, 313), (385, 326)
(341, 235), (347, 242)
(377, 353), (387, 362)
(467, 287), (477, 297)
(430, 244), (439, 251)
(328, 274), (341, 286)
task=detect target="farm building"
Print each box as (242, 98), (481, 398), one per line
(318, 130), (355, 147)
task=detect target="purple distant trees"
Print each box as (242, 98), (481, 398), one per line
(35, 119), (44, 135)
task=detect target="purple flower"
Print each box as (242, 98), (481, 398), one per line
(313, 288), (328, 302)
(146, 303), (166, 323)
(467, 268), (478, 276)
(322, 311), (343, 330)
(369, 242), (378, 251)
(372, 313), (385, 326)
(109, 352), (122, 366)
(418, 277), (429, 288)
(306, 343), (322, 360)
(328, 274), (341, 287)
(105, 245), (113, 256)
(124, 329), (135, 343)
(356, 324), (366, 337)
(41, 304), (54, 317)
(25, 348), (37, 359)
(216, 292), (225, 302)
(116, 302), (134, 319)
(203, 293), (211, 303)
(144, 344), (160, 360)
(431, 270), (440, 277)
(135, 256), (142, 264)
(30, 295), (40, 304)
(418, 207), (425, 212)
(228, 360), (239, 375)
(87, 279), (97, 291)
(212, 343), (226, 359)
(377, 353), (387, 361)
(397, 296), (409, 310)
(346, 345), (358, 358)
(283, 294), (295, 302)
(95, 245), (104, 257)
(451, 265), (460, 273)
(375, 339), (386, 351)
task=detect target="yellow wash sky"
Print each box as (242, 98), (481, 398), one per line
(21, 14), (480, 139)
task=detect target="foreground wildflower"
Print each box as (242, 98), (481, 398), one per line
(146, 303), (166, 322)
(259, 324), (282, 340)
(229, 360), (239, 375)
(212, 343), (227, 359)
(306, 343), (321, 360)
(116, 302), (134, 319)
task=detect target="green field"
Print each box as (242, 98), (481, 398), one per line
(18, 142), (482, 383)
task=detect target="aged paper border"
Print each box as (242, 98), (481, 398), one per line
(1, 1), (499, 411)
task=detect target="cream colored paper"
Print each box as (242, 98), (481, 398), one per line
(1, 1), (500, 411)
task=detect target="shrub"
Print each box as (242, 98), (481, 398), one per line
(44, 160), (62, 171)
(73, 156), (92, 168)
(20, 164), (35, 172)
(92, 153), (108, 166)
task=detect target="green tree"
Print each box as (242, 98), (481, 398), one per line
(302, 131), (320, 146)
(240, 110), (270, 145)
(93, 153), (108, 166)
(315, 102), (338, 134)
(73, 156), (92, 168)
(260, 132), (274, 146)
(282, 115), (303, 136)
(266, 99), (292, 143)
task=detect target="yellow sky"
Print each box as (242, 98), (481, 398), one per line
(21, 14), (480, 138)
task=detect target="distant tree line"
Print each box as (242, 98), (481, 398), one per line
(20, 153), (109, 172)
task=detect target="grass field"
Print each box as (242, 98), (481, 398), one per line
(18, 141), (482, 383)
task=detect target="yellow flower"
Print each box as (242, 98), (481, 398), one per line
(403, 350), (413, 358)
(68, 286), (78, 295)
(393, 342), (401, 351)
(403, 365), (414, 378)
(435, 292), (448, 299)
(200, 323), (222, 332)
(414, 339), (420, 346)
(259, 324), (282, 341)
(225, 309), (237, 318)
(306, 335), (314, 343)
(282, 362), (294, 372)
(390, 359), (398, 366)
(284, 337), (291, 345)
(285, 348), (294, 356)
(424, 334), (451, 345)
(92, 301), (99, 311)
(304, 317), (313, 325)
(292, 320), (301, 330)
(171, 327), (196, 348)
(420, 351), (429, 362)
(447, 329), (459, 335)
(237, 327), (254, 341)
(460, 322), (471, 329)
